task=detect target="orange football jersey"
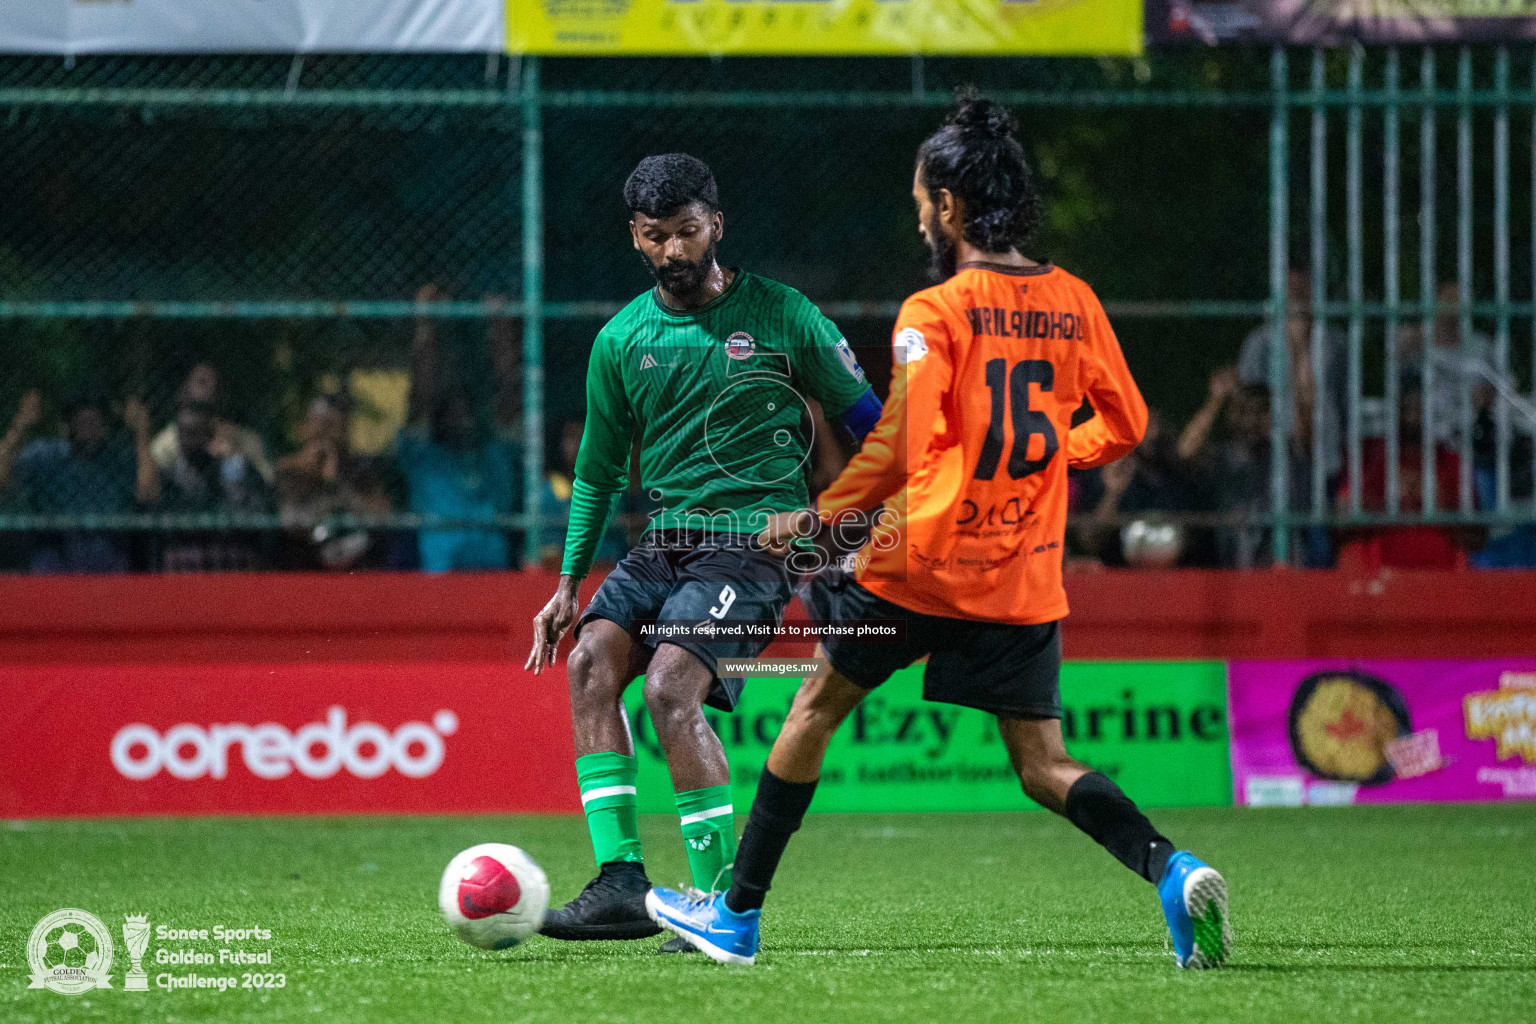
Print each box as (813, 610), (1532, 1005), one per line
(817, 261), (1147, 624)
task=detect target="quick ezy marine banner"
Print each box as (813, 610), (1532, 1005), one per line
(625, 661), (1232, 813)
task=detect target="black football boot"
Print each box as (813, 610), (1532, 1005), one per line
(539, 861), (662, 940)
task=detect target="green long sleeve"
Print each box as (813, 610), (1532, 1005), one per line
(561, 330), (634, 579)
(561, 479), (621, 579)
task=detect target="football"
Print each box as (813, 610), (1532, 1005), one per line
(42, 922), (99, 970)
(438, 843), (550, 950)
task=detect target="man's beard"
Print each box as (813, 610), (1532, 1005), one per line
(924, 211), (958, 283)
(642, 242), (717, 299)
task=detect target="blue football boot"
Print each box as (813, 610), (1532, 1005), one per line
(644, 887), (760, 965)
(1158, 851), (1231, 969)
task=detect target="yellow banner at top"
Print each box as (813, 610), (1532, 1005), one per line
(507, 0), (1141, 56)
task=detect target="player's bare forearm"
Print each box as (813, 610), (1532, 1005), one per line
(525, 575), (581, 675)
(132, 436), (160, 504)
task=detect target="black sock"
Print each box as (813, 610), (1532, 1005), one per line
(724, 768), (818, 914)
(1063, 771), (1175, 885)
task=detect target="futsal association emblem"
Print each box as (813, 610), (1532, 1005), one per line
(724, 332), (756, 360)
(27, 908), (115, 995)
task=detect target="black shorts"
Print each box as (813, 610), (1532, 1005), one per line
(576, 530), (794, 712)
(800, 571), (1062, 719)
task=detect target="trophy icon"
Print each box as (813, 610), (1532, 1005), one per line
(122, 915), (150, 991)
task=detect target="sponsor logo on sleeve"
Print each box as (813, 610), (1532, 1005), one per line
(834, 338), (866, 381)
(894, 328), (928, 365)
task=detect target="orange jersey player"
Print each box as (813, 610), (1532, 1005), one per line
(646, 92), (1231, 972)
(816, 253), (1147, 624)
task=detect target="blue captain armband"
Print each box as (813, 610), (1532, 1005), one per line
(836, 389), (883, 443)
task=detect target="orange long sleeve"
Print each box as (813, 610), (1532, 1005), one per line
(1065, 305), (1148, 468)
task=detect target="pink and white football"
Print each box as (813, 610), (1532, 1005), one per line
(438, 843), (549, 949)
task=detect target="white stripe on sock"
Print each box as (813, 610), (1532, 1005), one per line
(581, 784), (637, 806)
(678, 803), (734, 826)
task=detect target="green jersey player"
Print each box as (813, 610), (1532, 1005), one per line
(526, 154), (880, 943)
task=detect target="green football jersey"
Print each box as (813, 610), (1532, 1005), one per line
(561, 270), (873, 578)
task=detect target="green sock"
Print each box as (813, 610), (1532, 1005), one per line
(675, 784), (736, 892)
(576, 752), (643, 868)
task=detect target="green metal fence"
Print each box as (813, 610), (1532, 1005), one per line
(0, 49), (1532, 572)
(1265, 44), (1536, 563)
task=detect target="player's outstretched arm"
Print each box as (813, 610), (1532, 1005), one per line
(525, 574), (581, 674)
(816, 299), (952, 523)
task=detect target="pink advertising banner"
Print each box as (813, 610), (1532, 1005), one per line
(1228, 660), (1536, 807)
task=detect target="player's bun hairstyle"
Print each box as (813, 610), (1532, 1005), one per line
(917, 89), (1042, 254)
(623, 153), (719, 219)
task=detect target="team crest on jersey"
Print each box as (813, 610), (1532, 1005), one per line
(639, 353), (659, 370)
(894, 327), (928, 365)
(724, 332), (756, 361)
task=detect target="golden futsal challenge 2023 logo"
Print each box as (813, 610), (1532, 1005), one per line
(26, 909), (150, 995)
(25, 909), (279, 996)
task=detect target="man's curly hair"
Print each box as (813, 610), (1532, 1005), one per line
(916, 89), (1042, 254)
(623, 153), (719, 219)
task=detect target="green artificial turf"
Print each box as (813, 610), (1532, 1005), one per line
(3, 805), (1534, 1023)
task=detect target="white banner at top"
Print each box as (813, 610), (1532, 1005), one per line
(0, 0), (505, 54)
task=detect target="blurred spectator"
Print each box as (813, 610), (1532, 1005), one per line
(151, 362), (274, 486)
(1237, 269), (1345, 478)
(1337, 381), (1476, 571)
(1470, 405), (1536, 568)
(1178, 368), (1323, 568)
(395, 284), (523, 573)
(0, 390), (158, 573)
(1079, 410), (1202, 566)
(1391, 282), (1507, 448)
(276, 395), (393, 570)
(1062, 468), (1104, 569)
(159, 400), (274, 571)
(536, 415), (629, 572)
